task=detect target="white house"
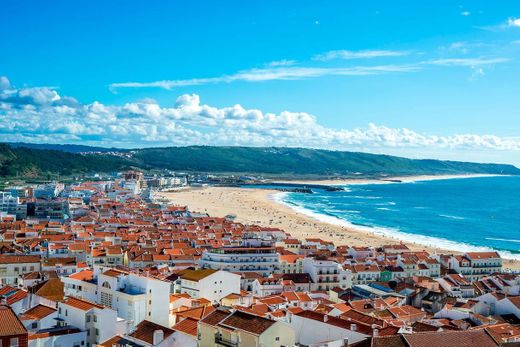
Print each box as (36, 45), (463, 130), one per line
(58, 296), (129, 347)
(20, 304), (58, 332)
(178, 269), (240, 304)
(28, 326), (87, 347)
(288, 310), (370, 346)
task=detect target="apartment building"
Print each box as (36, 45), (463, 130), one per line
(449, 252), (502, 282)
(62, 266), (171, 328)
(0, 191), (27, 220)
(303, 257), (352, 291)
(0, 255), (41, 285)
(199, 246), (280, 277)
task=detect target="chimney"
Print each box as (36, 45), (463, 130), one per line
(343, 338), (349, 347)
(373, 328), (379, 337)
(152, 330), (164, 345)
(324, 314), (329, 322)
(351, 323), (357, 332)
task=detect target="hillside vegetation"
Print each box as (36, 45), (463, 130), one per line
(1, 143), (519, 178)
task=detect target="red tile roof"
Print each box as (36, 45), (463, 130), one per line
(0, 305), (27, 336)
(172, 317), (198, 336)
(63, 296), (104, 311)
(20, 304), (57, 320)
(218, 310), (276, 335)
(129, 320), (175, 344)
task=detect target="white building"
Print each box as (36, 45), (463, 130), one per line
(62, 266), (171, 328)
(0, 191), (26, 219)
(0, 255), (41, 285)
(252, 277), (284, 297)
(28, 326), (87, 347)
(449, 252), (502, 282)
(303, 257), (352, 291)
(58, 296), (128, 347)
(199, 246), (280, 277)
(178, 269), (240, 304)
(288, 310), (370, 346)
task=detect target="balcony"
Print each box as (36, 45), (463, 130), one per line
(471, 264), (501, 269)
(215, 334), (238, 347)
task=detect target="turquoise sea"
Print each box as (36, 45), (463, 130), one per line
(272, 176), (520, 259)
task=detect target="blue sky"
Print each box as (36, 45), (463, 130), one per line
(1, 1), (520, 165)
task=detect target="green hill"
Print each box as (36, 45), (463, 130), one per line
(0, 144), (133, 178)
(1, 143), (519, 178)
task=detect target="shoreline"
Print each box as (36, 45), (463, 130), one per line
(273, 173), (506, 186)
(157, 174), (520, 270)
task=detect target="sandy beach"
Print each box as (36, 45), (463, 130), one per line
(157, 174), (520, 270)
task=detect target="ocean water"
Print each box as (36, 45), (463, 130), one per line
(272, 176), (520, 260)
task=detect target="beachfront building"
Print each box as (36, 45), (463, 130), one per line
(278, 254), (305, 274)
(449, 252), (502, 282)
(198, 246), (280, 277)
(348, 264), (381, 285)
(303, 257), (352, 291)
(177, 268), (241, 304)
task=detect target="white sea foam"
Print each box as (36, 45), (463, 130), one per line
(439, 214), (465, 220)
(486, 237), (520, 243)
(270, 192), (520, 261)
(351, 195), (383, 200)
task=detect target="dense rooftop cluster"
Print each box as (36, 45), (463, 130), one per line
(0, 171), (519, 346)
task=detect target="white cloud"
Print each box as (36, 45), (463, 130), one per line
(507, 18), (520, 27)
(312, 50), (410, 61)
(461, 11), (471, 17)
(110, 64), (420, 90)
(110, 48), (509, 91)
(2, 76), (520, 156)
(266, 59), (297, 67)
(0, 76), (11, 90)
(426, 57), (509, 66)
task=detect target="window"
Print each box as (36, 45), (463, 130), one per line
(31, 322), (38, 329)
(93, 315), (97, 322)
(86, 315), (90, 323)
(65, 310), (68, 316)
(275, 337), (280, 341)
(95, 328), (99, 336)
